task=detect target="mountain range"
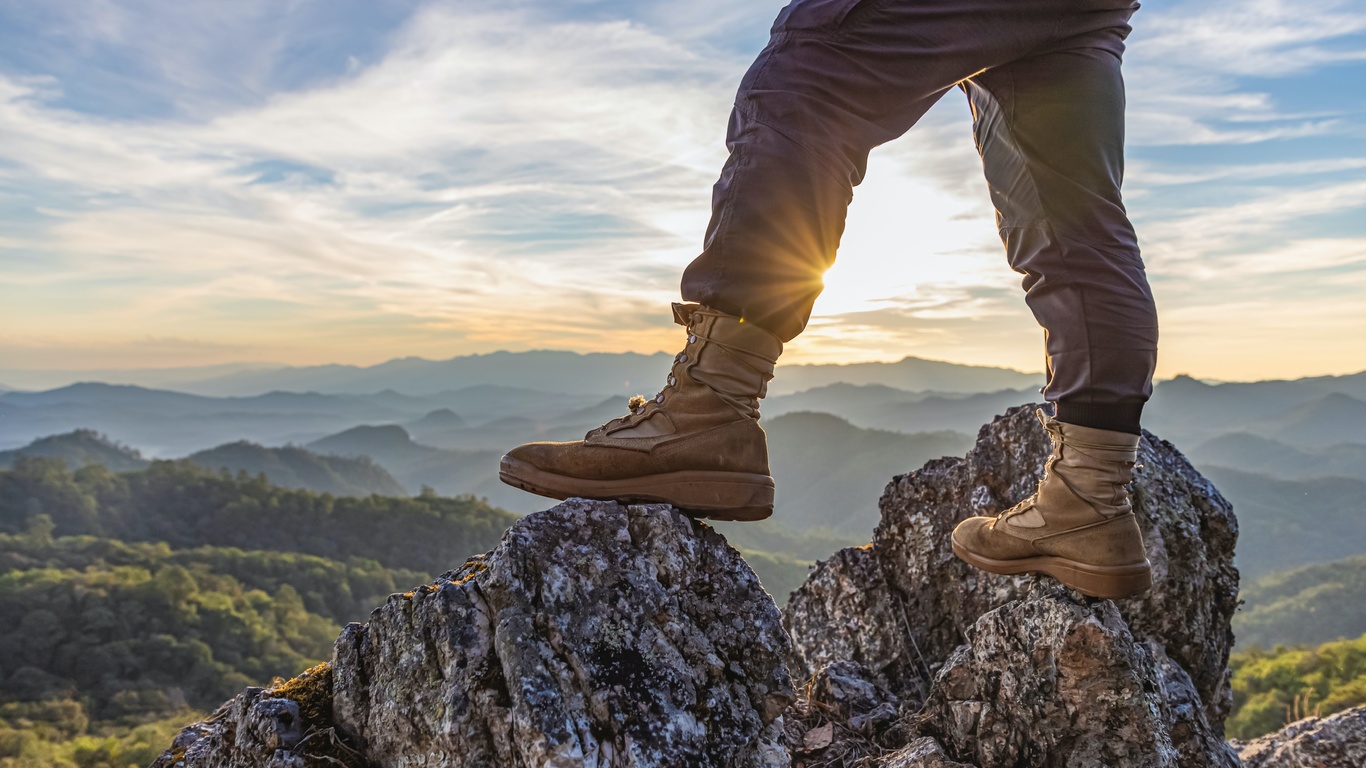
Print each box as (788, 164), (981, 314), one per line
(2, 353), (1363, 632)
(1, 350), (1043, 398)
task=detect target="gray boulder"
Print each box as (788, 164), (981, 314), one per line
(786, 405), (1242, 768)
(153, 500), (794, 768)
(1238, 705), (1366, 768)
(918, 581), (1240, 768)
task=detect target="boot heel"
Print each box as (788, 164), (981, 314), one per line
(1055, 560), (1152, 599)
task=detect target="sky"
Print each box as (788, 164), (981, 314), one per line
(0, 0), (1363, 382)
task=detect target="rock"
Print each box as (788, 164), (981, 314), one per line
(877, 737), (976, 768)
(150, 673), (351, 768)
(334, 499), (794, 765)
(920, 581), (1195, 768)
(809, 661), (900, 736)
(1237, 705), (1366, 768)
(157, 500), (795, 767)
(787, 405), (1240, 731)
(785, 545), (917, 696)
(1145, 639), (1243, 768)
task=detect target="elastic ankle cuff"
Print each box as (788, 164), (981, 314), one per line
(1052, 401), (1144, 435)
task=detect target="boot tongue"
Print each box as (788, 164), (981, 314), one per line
(671, 303), (784, 368)
(707, 317), (782, 373)
(671, 302), (701, 327)
(682, 306), (784, 419)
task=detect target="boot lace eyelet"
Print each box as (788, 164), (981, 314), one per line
(688, 334), (696, 344)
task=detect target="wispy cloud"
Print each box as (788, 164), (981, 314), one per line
(0, 0), (1363, 381)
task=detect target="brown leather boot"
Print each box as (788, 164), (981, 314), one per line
(499, 303), (782, 521)
(951, 409), (1152, 598)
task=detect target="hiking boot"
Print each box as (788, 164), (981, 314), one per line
(951, 409), (1152, 599)
(499, 303), (782, 521)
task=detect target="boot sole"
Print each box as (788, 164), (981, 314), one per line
(498, 455), (774, 522)
(951, 535), (1152, 599)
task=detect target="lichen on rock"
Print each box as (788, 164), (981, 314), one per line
(1236, 705), (1366, 768)
(919, 581), (1179, 768)
(786, 405), (1243, 768)
(157, 499), (795, 767)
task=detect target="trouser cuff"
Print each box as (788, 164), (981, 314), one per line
(1053, 400), (1144, 435)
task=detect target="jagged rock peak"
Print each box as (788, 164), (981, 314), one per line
(919, 581), (1238, 768)
(785, 404), (1242, 767)
(154, 499), (795, 767)
(1237, 705), (1366, 768)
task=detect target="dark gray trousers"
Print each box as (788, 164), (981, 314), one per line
(681, 0), (1158, 432)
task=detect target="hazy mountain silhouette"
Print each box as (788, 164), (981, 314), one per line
(187, 441), (407, 497)
(1235, 553), (1366, 649)
(0, 430), (149, 472)
(306, 425), (519, 510)
(176, 351), (675, 397)
(1201, 466), (1366, 580)
(0, 362), (276, 391)
(1267, 393), (1366, 448)
(763, 412), (973, 535)
(770, 355), (1040, 396)
(406, 408), (467, 440)
(1143, 373), (1366, 447)
(107, 350), (1042, 399)
(1187, 433), (1366, 483)
(0, 382), (604, 455)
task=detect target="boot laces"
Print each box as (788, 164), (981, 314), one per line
(606, 308), (778, 427)
(611, 322), (697, 424)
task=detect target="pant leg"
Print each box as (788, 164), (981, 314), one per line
(681, 0), (1071, 342)
(963, 23), (1156, 433)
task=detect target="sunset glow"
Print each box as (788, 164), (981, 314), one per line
(1, 0), (1364, 384)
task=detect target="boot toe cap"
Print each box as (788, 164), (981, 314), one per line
(505, 440), (565, 468)
(952, 515), (1038, 561)
(504, 440), (657, 481)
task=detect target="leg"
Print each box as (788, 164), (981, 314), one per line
(952, 24), (1158, 598)
(681, 0), (1070, 341)
(963, 36), (1157, 433)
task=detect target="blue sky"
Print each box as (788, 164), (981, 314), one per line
(0, 0), (1363, 381)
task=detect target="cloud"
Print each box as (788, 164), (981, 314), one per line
(1135, 0), (1366, 77)
(0, 4), (760, 364)
(1125, 0), (1366, 146)
(0, 0), (1363, 380)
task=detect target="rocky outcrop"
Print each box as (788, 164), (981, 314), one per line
(786, 405), (1242, 767)
(919, 581), (1228, 768)
(154, 500), (794, 767)
(1237, 705), (1366, 768)
(157, 405), (1366, 768)
(150, 665), (357, 768)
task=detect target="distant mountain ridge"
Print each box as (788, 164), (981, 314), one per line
(1187, 433), (1366, 483)
(4, 350), (1042, 398)
(0, 429), (149, 471)
(188, 441), (408, 497)
(1201, 466), (1366, 580)
(1235, 554), (1366, 649)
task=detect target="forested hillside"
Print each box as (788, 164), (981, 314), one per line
(1201, 467), (1366, 580)
(1235, 554), (1366, 649)
(0, 458), (515, 573)
(1229, 632), (1366, 740)
(0, 459), (516, 768)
